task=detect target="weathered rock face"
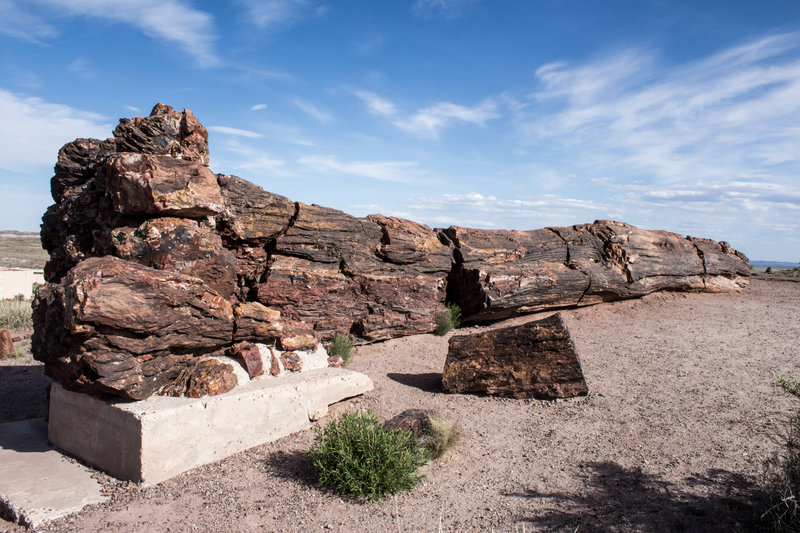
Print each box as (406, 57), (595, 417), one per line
(444, 221), (749, 321)
(442, 314), (588, 399)
(33, 103), (750, 400)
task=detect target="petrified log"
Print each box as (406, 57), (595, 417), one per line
(0, 329), (14, 359)
(32, 103), (750, 400)
(444, 221), (749, 321)
(441, 314), (588, 399)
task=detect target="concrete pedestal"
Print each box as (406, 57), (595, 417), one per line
(48, 368), (373, 486)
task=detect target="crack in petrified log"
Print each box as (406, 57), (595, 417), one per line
(33, 103), (750, 400)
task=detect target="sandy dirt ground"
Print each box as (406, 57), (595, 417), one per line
(2, 279), (799, 532)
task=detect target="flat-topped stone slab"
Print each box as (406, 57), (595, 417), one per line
(0, 418), (107, 527)
(48, 367), (373, 486)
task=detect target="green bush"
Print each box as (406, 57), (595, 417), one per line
(418, 413), (460, 459)
(329, 334), (354, 366)
(434, 303), (462, 336)
(0, 299), (32, 329)
(309, 410), (428, 500)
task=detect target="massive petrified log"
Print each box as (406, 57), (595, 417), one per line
(442, 313), (588, 399)
(33, 103), (750, 400)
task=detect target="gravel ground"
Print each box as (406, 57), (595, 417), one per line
(2, 279), (799, 532)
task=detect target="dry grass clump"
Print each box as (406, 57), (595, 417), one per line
(0, 298), (32, 330)
(435, 303), (462, 336)
(328, 334), (355, 366)
(419, 413), (460, 459)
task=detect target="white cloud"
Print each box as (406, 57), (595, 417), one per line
(250, 103), (268, 111)
(299, 155), (420, 183)
(238, 0), (327, 30)
(394, 99), (499, 139)
(35, 0), (218, 67)
(411, 0), (477, 19)
(124, 105), (141, 112)
(210, 140), (290, 178)
(406, 192), (611, 229)
(292, 98), (333, 124)
(207, 126), (264, 139)
(0, 0), (57, 42)
(520, 32), (800, 185)
(0, 89), (111, 172)
(354, 90), (397, 116)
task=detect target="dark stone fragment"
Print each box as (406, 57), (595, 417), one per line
(383, 409), (435, 439)
(442, 313), (588, 400)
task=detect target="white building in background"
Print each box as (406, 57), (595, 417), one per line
(0, 269), (45, 300)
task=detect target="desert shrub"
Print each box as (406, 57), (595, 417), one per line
(329, 334), (354, 366)
(435, 303), (462, 336)
(419, 413), (460, 459)
(309, 410), (428, 500)
(762, 414), (800, 532)
(0, 299), (32, 329)
(778, 375), (800, 398)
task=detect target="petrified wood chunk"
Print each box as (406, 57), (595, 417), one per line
(442, 314), (588, 400)
(227, 342), (264, 378)
(0, 329), (14, 358)
(383, 409), (435, 438)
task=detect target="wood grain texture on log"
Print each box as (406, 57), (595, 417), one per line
(442, 314), (588, 400)
(33, 103), (751, 400)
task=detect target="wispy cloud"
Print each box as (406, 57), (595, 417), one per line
(411, 0), (478, 19)
(299, 155), (420, 183)
(293, 98), (333, 124)
(0, 89), (111, 172)
(394, 99), (499, 138)
(0, 0), (58, 43)
(520, 32), (800, 185)
(353, 90), (397, 116)
(34, 0), (218, 67)
(250, 103), (268, 111)
(238, 0), (328, 30)
(208, 125), (264, 139)
(406, 191), (611, 229)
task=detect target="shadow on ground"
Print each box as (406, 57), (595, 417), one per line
(509, 461), (763, 532)
(0, 364), (50, 424)
(386, 372), (442, 393)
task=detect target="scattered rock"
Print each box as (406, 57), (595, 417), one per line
(0, 329), (14, 358)
(442, 314), (588, 400)
(383, 409), (435, 438)
(280, 352), (303, 372)
(184, 360), (238, 398)
(227, 342), (264, 378)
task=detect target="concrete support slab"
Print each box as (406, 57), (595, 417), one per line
(0, 418), (107, 527)
(48, 367), (373, 486)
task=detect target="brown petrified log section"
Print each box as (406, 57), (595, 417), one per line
(114, 103), (209, 166)
(441, 314), (588, 400)
(104, 217), (238, 299)
(444, 221), (750, 321)
(32, 256), (236, 400)
(258, 206), (452, 341)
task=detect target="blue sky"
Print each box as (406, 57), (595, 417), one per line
(1, 0), (799, 261)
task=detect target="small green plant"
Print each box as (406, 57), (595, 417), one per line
(777, 375), (800, 398)
(309, 410), (428, 500)
(434, 303), (462, 336)
(0, 299), (32, 329)
(419, 413), (460, 459)
(329, 334), (354, 366)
